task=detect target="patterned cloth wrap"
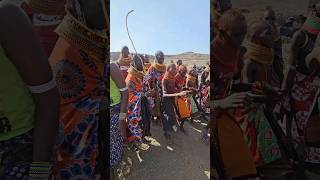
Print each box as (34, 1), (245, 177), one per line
(0, 131), (33, 180)
(144, 64), (165, 117)
(284, 72), (320, 163)
(200, 84), (210, 114)
(49, 12), (108, 179)
(241, 41), (282, 166)
(28, 162), (53, 179)
(239, 104), (282, 166)
(126, 68), (144, 143)
(212, 35), (257, 178)
(110, 105), (124, 168)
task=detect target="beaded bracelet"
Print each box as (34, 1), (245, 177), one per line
(55, 12), (108, 61)
(28, 162), (52, 179)
(119, 113), (126, 121)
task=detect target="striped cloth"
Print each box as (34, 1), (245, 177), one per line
(28, 162), (52, 179)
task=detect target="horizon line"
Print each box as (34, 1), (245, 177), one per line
(110, 51), (210, 56)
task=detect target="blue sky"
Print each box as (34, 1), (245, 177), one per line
(110, 0), (210, 55)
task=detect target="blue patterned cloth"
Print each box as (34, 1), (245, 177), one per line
(110, 104), (124, 168)
(0, 131), (33, 180)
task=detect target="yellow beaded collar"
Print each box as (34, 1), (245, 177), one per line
(55, 11), (108, 60)
(26, 0), (66, 15)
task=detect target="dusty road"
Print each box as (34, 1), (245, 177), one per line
(123, 118), (210, 180)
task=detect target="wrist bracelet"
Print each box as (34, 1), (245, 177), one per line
(27, 78), (56, 94)
(119, 112), (126, 120)
(119, 86), (128, 92)
(289, 65), (296, 71)
(28, 162), (52, 179)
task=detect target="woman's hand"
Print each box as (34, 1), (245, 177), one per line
(118, 118), (127, 139)
(215, 92), (251, 109)
(306, 52), (320, 73)
(179, 91), (190, 96)
(146, 89), (156, 97)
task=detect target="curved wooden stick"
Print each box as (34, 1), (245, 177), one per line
(126, 10), (144, 63)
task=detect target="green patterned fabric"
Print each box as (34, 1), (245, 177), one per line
(240, 104), (282, 166)
(190, 95), (198, 114)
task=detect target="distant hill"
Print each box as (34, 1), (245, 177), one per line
(110, 51), (209, 66)
(232, 0), (309, 25)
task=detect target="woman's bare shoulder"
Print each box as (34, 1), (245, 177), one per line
(0, 3), (26, 23)
(0, 3), (31, 38)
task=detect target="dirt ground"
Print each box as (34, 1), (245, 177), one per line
(118, 117), (210, 180)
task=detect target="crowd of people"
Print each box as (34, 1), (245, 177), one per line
(0, 0), (210, 179)
(5, 0), (320, 179)
(110, 46), (210, 179)
(211, 0), (320, 179)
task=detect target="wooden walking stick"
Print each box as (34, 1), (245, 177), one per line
(126, 10), (144, 63)
(126, 10), (161, 120)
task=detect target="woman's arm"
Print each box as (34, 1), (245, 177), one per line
(0, 3), (59, 162)
(242, 59), (256, 83)
(162, 79), (186, 97)
(186, 80), (198, 93)
(163, 92), (186, 97)
(110, 63), (128, 113)
(110, 63), (128, 138)
(281, 30), (305, 90)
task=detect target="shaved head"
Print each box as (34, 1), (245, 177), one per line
(143, 54), (149, 63)
(167, 63), (177, 75)
(121, 46), (129, 58)
(264, 8), (276, 24)
(315, 2), (320, 17)
(167, 63), (176, 70)
(218, 9), (247, 46)
(155, 51), (164, 64)
(218, 9), (246, 32)
(264, 8), (275, 18)
(213, 0), (232, 13)
(177, 59), (183, 66)
(178, 64), (187, 76)
(132, 54), (144, 71)
(247, 21), (274, 47)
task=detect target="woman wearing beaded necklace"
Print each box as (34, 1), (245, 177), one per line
(144, 51), (167, 124)
(242, 22), (282, 174)
(280, 1), (320, 170)
(117, 46), (132, 78)
(126, 54), (150, 150)
(48, 0), (109, 178)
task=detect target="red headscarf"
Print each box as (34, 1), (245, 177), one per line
(212, 9), (246, 76)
